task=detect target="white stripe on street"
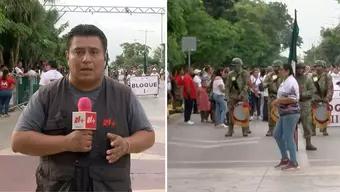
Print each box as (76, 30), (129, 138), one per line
(170, 136), (261, 144)
(169, 160), (279, 164)
(169, 158), (336, 165)
(168, 140), (258, 149)
(297, 126), (310, 167)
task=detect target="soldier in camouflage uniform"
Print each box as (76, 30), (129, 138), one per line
(263, 60), (283, 136)
(312, 60), (334, 136)
(296, 63), (317, 150)
(225, 58), (250, 137)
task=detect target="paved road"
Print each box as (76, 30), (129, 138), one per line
(168, 113), (340, 192)
(0, 83), (165, 192)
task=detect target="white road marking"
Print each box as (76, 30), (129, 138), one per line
(168, 140), (259, 149)
(297, 126), (310, 167)
(170, 136), (261, 144)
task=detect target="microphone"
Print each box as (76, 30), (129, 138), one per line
(72, 97), (96, 130)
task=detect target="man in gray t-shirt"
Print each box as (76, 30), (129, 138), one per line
(11, 24), (155, 191)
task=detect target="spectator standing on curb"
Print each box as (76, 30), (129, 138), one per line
(39, 60), (63, 86)
(182, 67), (196, 125)
(0, 68), (16, 117)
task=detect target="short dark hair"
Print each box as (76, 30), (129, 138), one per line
(214, 68), (224, 76)
(48, 60), (58, 69)
(282, 63), (294, 76)
(2, 68), (9, 80)
(66, 24), (107, 52)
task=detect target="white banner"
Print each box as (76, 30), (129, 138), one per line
(332, 76), (340, 91)
(130, 76), (159, 96)
(330, 75), (340, 126)
(329, 96), (340, 126)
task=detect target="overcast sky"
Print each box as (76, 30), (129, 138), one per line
(42, 0), (166, 62)
(44, 0), (340, 61)
(265, 0), (340, 57)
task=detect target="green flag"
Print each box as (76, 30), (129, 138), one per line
(288, 9), (299, 74)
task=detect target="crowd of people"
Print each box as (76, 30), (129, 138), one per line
(109, 66), (164, 86)
(0, 60), (65, 118)
(168, 57), (338, 170)
(0, 58), (163, 119)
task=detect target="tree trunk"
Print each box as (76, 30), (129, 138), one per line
(14, 37), (21, 65)
(0, 48), (3, 67)
(10, 50), (14, 69)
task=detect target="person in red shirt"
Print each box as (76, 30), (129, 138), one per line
(172, 67), (184, 112)
(0, 68), (15, 117)
(182, 67), (196, 125)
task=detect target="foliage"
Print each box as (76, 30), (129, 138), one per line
(112, 42), (164, 71)
(0, 0), (67, 69)
(304, 25), (340, 66)
(167, 0), (302, 69)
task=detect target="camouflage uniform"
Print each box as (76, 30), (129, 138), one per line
(225, 58), (250, 137)
(296, 63), (317, 150)
(263, 60), (283, 136)
(312, 60), (334, 136)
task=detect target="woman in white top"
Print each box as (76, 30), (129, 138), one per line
(272, 63), (300, 170)
(250, 68), (262, 120)
(212, 69), (227, 128)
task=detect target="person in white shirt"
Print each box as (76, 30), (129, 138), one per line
(193, 69), (202, 88)
(126, 70), (136, 87)
(150, 68), (160, 78)
(250, 68), (262, 120)
(117, 69), (125, 84)
(24, 67), (38, 78)
(330, 65), (340, 77)
(272, 63), (300, 170)
(14, 62), (24, 76)
(212, 68), (228, 128)
(150, 68), (160, 97)
(39, 60), (63, 86)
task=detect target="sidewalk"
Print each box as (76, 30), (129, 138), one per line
(168, 113), (340, 192)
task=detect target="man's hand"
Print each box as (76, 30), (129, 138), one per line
(65, 130), (93, 152)
(106, 133), (129, 164)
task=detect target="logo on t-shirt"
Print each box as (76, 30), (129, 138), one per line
(0, 81), (8, 89)
(102, 118), (116, 128)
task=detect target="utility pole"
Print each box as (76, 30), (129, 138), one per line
(138, 29), (154, 74)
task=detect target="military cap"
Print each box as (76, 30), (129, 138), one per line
(272, 60), (283, 67)
(314, 60), (327, 67)
(231, 58), (243, 65)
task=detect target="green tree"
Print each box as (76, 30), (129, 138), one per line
(167, 0), (302, 69)
(203, 0), (238, 19)
(167, 0), (187, 69)
(150, 46), (163, 67)
(304, 25), (340, 65)
(0, 0), (67, 69)
(114, 42), (152, 69)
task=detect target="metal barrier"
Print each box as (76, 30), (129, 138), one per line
(10, 76), (39, 109)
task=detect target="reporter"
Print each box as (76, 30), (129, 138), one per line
(11, 24), (155, 191)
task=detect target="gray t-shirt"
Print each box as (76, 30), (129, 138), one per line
(15, 81), (153, 134)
